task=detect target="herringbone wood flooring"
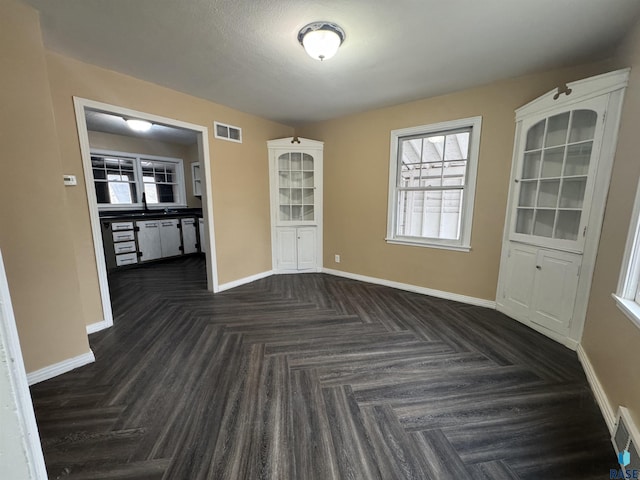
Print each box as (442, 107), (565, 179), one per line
(31, 257), (615, 479)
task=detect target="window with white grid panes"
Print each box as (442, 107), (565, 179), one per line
(515, 109), (598, 242)
(396, 129), (470, 241)
(92, 155), (137, 205)
(141, 160), (179, 204)
(277, 152), (315, 222)
(91, 151), (186, 209)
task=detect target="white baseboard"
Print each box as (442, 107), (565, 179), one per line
(322, 268), (496, 309)
(86, 319), (111, 335)
(577, 344), (616, 433)
(217, 270), (274, 293)
(27, 350), (96, 386)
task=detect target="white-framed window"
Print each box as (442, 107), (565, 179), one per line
(386, 116), (482, 251)
(91, 150), (186, 210)
(613, 178), (640, 330)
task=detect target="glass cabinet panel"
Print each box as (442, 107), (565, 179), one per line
(544, 112), (570, 147)
(564, 142), (592, 176)
(514, 108), (598, 244)
(526, 120), (545, 150)
(569, 110), (597, 143)
(522, 151), (542, 179)
(277, 152), (315, 222)
(540, 147), (564, 178)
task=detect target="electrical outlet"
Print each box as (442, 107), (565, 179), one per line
(334, 254), (341, 263)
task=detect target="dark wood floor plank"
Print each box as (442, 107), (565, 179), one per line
(290, 369), (339, 480)
(28, 258), (615, 479)
(322, 386), (384, 480)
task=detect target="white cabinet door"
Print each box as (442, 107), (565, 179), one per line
(198, 218), (206, 253)
(136, 220), (162, 261)
(159, 219), (181, 257)
(530, 249), (581, 334)
(297, 227), (317, 271)
(276, 228), (298, 271)
(181, 218), (198, 254)
(501, 243), (538, 318)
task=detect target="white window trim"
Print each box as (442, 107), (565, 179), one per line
(386, 116), (482, 251)
(613, 175), (640, 330)
(91, 149), (187, 210)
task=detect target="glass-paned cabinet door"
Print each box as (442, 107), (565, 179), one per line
(511, 100), (606, 251)
(277, 152), (315, 222)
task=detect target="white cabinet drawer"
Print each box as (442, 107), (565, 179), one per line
(112, 221), (134, 231)
(112, 230), (135, 242)
(115, 252), (138, 266)
(114, 241), (136, 254)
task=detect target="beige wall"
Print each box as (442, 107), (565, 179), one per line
(0, 0), (91, 371)
(45, 51), (294, 326)
(87, 130), (202, 208)
(297, 61), (616, 301)
(582, 19), (640, 428)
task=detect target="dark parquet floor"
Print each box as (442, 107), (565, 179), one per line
(30, 256), (616, 479)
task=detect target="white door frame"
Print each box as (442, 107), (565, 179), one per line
(0, 248), (48, 479)
(73, 97), (220, 333)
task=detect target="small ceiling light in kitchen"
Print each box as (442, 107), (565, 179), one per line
(298, 22), (345, 61)
(126, 119), (152, 132)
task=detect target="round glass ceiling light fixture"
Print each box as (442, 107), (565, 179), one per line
(126, 119), (152, 132)
(298, 21), (345, 61)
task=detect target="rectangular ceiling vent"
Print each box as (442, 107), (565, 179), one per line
(214, 121), (242, 143)
(612, 406), (640, 471)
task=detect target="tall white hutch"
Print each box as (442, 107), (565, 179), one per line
(267, 137), (323, 273)
(497, 69), (629, 348)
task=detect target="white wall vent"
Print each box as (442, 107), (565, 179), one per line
(612, 407), (640, 470)
(214, 121), (242, 143)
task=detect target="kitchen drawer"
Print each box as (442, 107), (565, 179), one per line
(115, 252), (138, 266)
(114, 241), (136, 254)
(112, 221), (134, 231)
(112, 230), (135, 242)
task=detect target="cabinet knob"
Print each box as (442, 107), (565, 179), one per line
(536, 265), (541, 270)
(514, 179), (520, 183)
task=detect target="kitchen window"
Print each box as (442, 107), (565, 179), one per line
(91, 150), (186, 209)
(386, 116), (482, 251)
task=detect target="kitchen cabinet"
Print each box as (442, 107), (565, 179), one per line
(136, 220), (162, 262)
(267, 137), (323, 273)
(102, 214), (202, 270)
(159, 219), (181, 257)
(136, 218), (182, 261)
(181, 218), (198, 254)
(103, 221), (139, 268)
(497, 69), (629, 347)
(198, 218), (207, 253)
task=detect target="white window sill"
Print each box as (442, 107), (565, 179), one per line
(385, 238), (471, 252)
(612, 294), (640, 330)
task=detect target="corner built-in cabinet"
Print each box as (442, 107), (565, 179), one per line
(268, 137), (323, 273)
(497, 69), (629, 348)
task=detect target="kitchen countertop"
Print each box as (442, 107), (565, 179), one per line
(99, 208), (203, 221)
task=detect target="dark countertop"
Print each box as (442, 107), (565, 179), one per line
(99, 208), (203, 221)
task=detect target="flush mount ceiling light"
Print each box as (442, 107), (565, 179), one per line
(125, 119), (152, 132)
(298, 21), (345, 61)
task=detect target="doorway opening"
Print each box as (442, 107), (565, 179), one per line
(73, 98), (219, 333)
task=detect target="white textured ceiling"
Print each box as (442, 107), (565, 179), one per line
(25, 0), (640, 126)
